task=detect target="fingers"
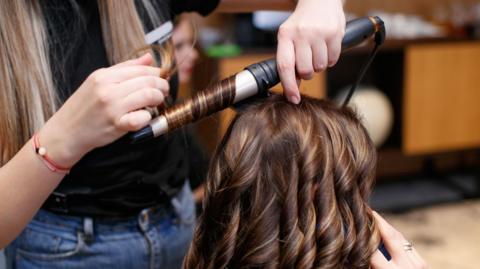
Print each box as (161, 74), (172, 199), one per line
(117, 110), (152, 131)
(87, 53), (163, 85)
(276, 0), (346, 105)
(327, 32), (343, 67)
(294, 40), (314, 80)
(115, 86), (166, 133)
(114, 53), (154, 67)
(328, 12), (346, 67)
(65, 52), (170, 151)
(373, 211), (408, 259)
(373, 211), (421, 268)
(277, 36), (300, 104)
(121, 87), (165, 112)
(370, 250), (390, 269)
(118, 76), (170, 97)
(100, 66), (163, 84)
(312, 41), (328, 72)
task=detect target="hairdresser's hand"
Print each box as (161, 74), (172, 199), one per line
(277, 0), (345, 104)
(40, 53), (168, 167)
(371, 212), (428, 269)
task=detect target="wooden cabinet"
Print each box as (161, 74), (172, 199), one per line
(403, 42), (480, 154)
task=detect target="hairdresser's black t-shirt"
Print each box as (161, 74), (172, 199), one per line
(41, 0), (219, 216)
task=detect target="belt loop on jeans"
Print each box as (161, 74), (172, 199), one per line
(83, 217), (94, 244)
(170, 196), (182, 225)
(138, 208), (151, 232)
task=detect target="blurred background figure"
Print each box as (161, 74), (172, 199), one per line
(173, 14), (199, 91)
(172, 14), (207, 205)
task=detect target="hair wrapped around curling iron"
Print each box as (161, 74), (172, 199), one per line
(162, 77), (236, 131)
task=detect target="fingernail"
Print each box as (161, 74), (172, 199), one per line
(290, 94), (300, 104)
(315, 64), (326, 72)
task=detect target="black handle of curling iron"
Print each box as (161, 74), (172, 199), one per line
(244, 16), (386, 98)
(342, 16), (385, 51)
(130, 16), (385, 143)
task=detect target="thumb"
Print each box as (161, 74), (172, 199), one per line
(115, 53), (154, 67)
(135, 53), (154, 66)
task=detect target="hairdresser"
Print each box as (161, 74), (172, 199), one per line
(0, 0), (344, 268)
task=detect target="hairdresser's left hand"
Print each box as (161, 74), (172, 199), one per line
(277, 0), (345, 104)
(371, 212), (428, 269)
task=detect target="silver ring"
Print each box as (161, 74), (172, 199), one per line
(403, 242), (413, 251)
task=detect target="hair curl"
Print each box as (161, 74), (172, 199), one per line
(184, 94), (380, 269)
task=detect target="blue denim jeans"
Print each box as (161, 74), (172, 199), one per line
(6, 182), (195, 269)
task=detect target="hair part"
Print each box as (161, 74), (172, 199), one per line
(184, 95), (381, 269)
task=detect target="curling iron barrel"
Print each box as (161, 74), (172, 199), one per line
(131, 16), (386, 143)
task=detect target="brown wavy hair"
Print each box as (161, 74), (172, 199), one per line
(184, 94), (381, 269)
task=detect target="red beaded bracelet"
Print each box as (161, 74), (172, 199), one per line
(32, 133), (70, 174)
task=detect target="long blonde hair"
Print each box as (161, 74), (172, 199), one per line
(0, 0), (173, 165)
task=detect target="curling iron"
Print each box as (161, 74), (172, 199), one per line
(132, 16), (386, 143)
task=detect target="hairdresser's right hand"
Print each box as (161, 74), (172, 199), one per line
(39, 53), (168, 168)
(370, 212), (428, 269)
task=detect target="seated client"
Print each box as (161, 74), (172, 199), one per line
(184, 94), (382, 269)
